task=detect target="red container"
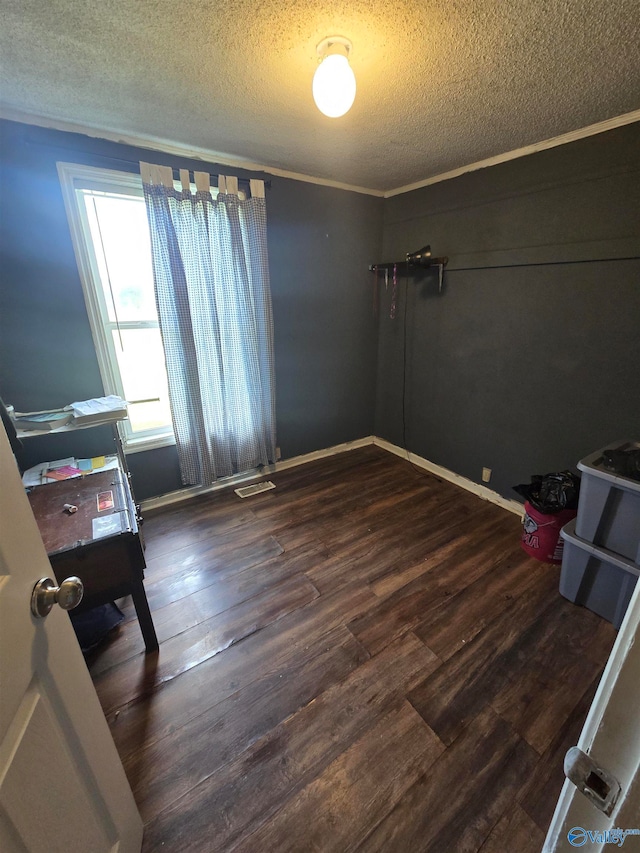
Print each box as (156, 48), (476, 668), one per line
(521, 501), (577, 564)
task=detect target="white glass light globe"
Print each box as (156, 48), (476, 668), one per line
(312, 54), (356, 118)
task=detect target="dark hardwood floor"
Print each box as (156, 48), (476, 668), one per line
(88, 445), (616, 852)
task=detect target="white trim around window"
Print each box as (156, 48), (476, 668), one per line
(57, 161), (175, 453)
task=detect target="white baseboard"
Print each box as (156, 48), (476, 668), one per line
(140, 435), (375, 512)
(264, 436), (375, 474)
(141, 433), (524, 516)
(373, 437), (525, 517)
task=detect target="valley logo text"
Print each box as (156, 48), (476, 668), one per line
(568, 827), (640, 847)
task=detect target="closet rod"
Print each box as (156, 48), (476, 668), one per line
(369, 258), (448, 273)
(441, 255), (640, 273)
(370, 255), (638, 276)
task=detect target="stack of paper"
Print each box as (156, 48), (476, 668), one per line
(22, 455), (119, 487)
(45, 464), (83, 481)
(70, 396), (128, 425)
(13, 411), (74, 431)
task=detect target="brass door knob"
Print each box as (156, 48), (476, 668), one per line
(31, 576), (84, 618)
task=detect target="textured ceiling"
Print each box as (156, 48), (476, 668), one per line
(1, 0), (639, 192)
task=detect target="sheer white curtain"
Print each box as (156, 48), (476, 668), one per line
(140, 163), (276, 486)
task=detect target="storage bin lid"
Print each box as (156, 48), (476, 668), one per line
(577, 440), (640, 494)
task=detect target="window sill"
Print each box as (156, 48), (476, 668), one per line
(124, 431), (176, 455)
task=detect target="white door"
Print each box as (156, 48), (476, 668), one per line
(0, 427), (143, 853)
(544, 580), (640, 850)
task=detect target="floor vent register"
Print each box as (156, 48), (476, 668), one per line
(234, 481), (276, 499)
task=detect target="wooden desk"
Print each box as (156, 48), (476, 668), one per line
(27, 467), (158, 653)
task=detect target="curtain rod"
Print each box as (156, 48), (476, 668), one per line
(24, 137), (271, 189)
(94, 154), (273, 190)
(137, 158), (272, 191)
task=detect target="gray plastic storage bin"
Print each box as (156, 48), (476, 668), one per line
(560, 518), (639, 629)
(576, 440), (640, 563)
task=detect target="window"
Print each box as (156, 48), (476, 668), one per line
(58, 162), (174, 452)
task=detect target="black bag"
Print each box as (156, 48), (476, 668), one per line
(513, 470), (580, 513)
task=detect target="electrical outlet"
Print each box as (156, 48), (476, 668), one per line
(276, 446), (282, 461)
(482, 467), (492, 483)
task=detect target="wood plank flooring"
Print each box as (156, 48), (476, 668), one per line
(87, 446), (617, 853)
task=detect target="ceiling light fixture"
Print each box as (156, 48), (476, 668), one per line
(312, 36), (356, 118)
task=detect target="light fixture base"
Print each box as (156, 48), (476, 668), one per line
(316, 36), (352, 59)
(312, 35), (356, 118)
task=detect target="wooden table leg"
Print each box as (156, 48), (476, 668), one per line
(130, 578), (159, 653)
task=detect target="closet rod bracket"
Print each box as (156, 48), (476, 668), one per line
(369, 245), (448, 293)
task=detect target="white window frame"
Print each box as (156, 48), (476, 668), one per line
(57, 161), (175, 453)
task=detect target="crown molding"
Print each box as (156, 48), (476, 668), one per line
(0, 106), (384, 197)
(385, 109), (640, 198)
(2, 104), (639, 199)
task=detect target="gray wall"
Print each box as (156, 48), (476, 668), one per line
(376, 123), (640, 500)
(268, 178), (381, 458)
(0, 120), (382, 499)
(2, 118), (638, 505)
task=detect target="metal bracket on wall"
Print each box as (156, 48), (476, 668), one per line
(369, 245), (449, 294)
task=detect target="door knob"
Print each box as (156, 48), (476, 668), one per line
(31, 576), (84, 618)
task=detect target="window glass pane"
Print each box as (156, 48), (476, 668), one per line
(127, 400), (173, 435)
(82, 191), (157, 323)
(111, 328), (172, 433)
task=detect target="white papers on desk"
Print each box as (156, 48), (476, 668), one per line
(22, 462), (49, 487)
(19, 458), (77, 487)
(22, 455), (119, 487)
(50, 457), (76, 469)
(92, 514), (124, 539)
